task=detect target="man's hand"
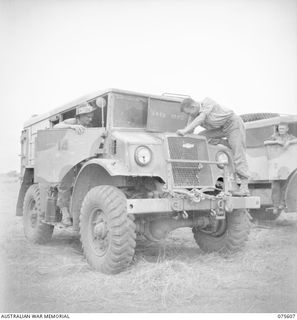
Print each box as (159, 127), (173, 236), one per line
(71, 124), (85, 134)
(176, 129), (187, 136)
(208, 138), (221, 145)
(283, 141), (290, 149)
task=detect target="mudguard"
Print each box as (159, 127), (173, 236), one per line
(80, 158), (132, 177)
(70, 158), (163, 230)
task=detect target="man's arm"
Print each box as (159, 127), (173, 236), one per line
(54, 118), (85, 134)
(264, 140), (283, 146)
(264, 133), (283, 146)
(178, 113), (206, 135)
(54, 118), (76, 128)
(264, 135), (284, 146)
(184, 113), (206, 133)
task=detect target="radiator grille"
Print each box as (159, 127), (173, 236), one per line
(167, 137), (213, 187)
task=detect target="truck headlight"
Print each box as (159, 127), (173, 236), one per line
(216, 151), (229, 169)
(134, 146), (152, 166)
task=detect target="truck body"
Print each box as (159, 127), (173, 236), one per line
(17, 88), (260, 273)
(245, 114), (297, 219)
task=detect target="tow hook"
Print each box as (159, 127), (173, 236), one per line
(216, 199), (225, 220)
(210, 200), (226, 220)
(173, 210), (189, 220)
(181, 210), (188, 219)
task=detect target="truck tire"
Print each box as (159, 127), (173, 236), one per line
(192, 210), (250, 253)
(80, 185), (136, 274)
(249, 207), (281, 221)
(23, 184), (54, 244)
(240, 113), (279, 123)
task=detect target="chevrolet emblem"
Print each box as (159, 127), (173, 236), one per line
(182, 143), (194, 149)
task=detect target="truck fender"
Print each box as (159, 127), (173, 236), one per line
(16, 168), (34, 216)
(70, 159), (129, 230)
(82, 158), (132, 176)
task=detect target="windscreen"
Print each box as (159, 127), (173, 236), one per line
(112, 93), (188, 132)
(146, 99), (188, 132)
(113, 94), (147, 128)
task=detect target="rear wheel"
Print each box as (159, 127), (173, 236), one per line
(193, 210), (251, 253)
(23, 184), (54, 244)
(80, 185), (136, 274)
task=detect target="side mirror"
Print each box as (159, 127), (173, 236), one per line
(96, 97), (106, 109)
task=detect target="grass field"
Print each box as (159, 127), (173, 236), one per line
(0, 176), (296, 313)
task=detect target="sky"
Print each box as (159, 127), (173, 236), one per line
(0, 0), (296, 172)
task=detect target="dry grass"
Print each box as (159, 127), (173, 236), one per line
(1, 177), (297, 313)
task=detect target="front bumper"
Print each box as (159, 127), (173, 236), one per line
(127, 195), (260, 215)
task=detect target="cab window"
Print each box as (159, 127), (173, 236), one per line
(50, 96), (108, 128)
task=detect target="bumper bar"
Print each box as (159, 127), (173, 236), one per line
(127, 196), (260, 215)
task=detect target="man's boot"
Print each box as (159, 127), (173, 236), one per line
(61, 207), (72, 227)
(232, 179), (250, 197)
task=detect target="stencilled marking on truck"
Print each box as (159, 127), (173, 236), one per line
(36, 130), (67, 151)
(58, 139), (69, 150)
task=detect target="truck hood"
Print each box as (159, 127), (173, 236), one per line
(111, 131), (163, 145)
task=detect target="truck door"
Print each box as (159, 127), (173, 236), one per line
(35, 128), (105, 183)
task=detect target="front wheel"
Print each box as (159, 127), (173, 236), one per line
(193, 210), (251, 253)
(23, 184), (54, 244)
(80, 185), (136, 274)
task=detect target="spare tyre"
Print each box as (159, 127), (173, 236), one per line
(240, 113), (280, 123)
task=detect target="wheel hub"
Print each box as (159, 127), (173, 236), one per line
(91, 211), (109, 254)
(94, 222), (108, 238)
(199, 215), (227, 237)
(29, 205), (38, 227)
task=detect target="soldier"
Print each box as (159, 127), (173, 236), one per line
(264, 121), (297, 149)
(177, 97), (250, 196)
(54, 101), (95, 134)
(54, 102), (96, 226)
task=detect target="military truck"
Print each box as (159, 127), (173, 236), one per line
(243, 113), (297, 220)
(17, 89), (260, 274)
